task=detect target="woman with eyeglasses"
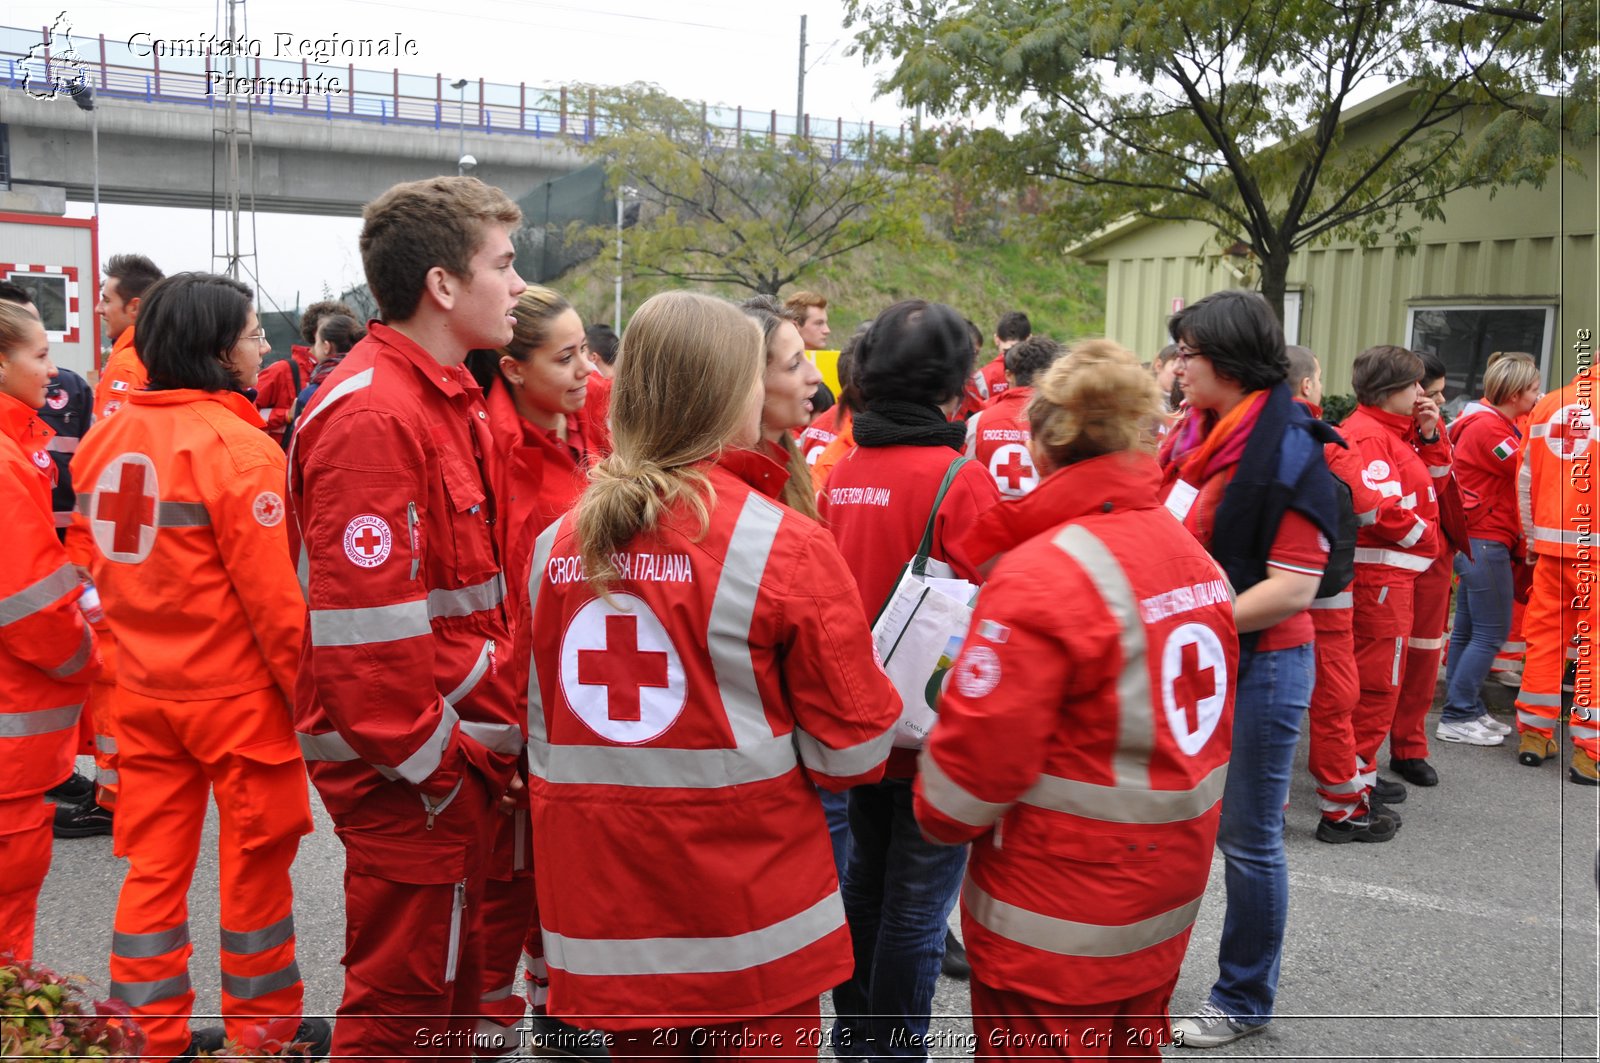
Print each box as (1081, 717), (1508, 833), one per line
(69, 272), (328, 1062)
(1156, 290), (1342, 1050)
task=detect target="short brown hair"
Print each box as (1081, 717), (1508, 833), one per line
(299, 299), (357, 345)
(784, 291), (827, 317)
(104, 253), (164, 301)
(1352, 345), (1424, 406)
(359, 177), (523, 323)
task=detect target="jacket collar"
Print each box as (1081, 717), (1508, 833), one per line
(963, 450), (1162, 562)
(130, 387), (266, 428)
(713, 445), (790, 501)
(486, 381), (585, 463)
(989, 385), (1033, 411)
(1355, 403), (1417, 439)
(367, 322), (477, 402)
(0, 392), (54, 451)
(112, 325), (136, 353)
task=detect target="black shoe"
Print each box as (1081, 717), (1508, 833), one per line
(1316, 813), (1399, 844)
(1371, 775), (1407, 804)
(1369, 794), (1402, 828)
(53, 799), (113, 838)
(45, 770), (95, 804)
(284, 1017), (333, 1060)
(941, 928), (970, 980)
(172, 1026), (227, 1061)
(1388, 757), (1438, 787)
(526, 1014), (611, 1060)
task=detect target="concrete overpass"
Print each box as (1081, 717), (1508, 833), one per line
(1, 85), (586, 217)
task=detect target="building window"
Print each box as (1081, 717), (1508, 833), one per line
(1283, 290), (1303, 346)
(0, 264), (82, 344)
(1407, 304), (1555, 416)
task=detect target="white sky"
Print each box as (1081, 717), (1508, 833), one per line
(12, 0), (917, 316)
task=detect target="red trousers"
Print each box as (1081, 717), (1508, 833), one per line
(0, 796), (54, 963)
(1351, 569), (1418, 768)
(1516, 555), (1599, 756)
(1307, 602), (1366, 821)
(109, 685), (312, 1061)
(329, 768), (496, 1062)
(972, 975), (1179, 1061)
(1391, 553), (1452, 759)
(476, 807), (535, 1055)
(608, 1000), (822, 1063)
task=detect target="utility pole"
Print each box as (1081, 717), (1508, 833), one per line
(796, 14), (806, 139)
(224, 0), (241, 278)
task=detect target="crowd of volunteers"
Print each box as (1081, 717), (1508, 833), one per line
(0, 174), (1593, 1063)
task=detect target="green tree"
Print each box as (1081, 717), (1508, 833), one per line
(580, 85), (929, 296)
(846, 0), (1593, 320)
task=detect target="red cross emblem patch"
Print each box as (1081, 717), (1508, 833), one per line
(90, 452), (159, 563)
(342, 514), (392, 568)
(1160, 623), (1229, 756)
(252, 491), (285, 528)
(988, 443), (1037, 498)
(1543, 403), (1593, 460)
(559, 594), (686, 744)
(46, 390), (69, 411)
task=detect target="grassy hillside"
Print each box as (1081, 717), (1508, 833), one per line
(553, 238), (1106, 366)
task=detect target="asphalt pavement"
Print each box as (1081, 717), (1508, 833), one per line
(36, 678), (1600, 1061)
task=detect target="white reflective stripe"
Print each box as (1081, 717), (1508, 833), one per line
(110, 973), (191, 1007)
(296, 545), (310, 599)
(54, 511), (73, 528)
(293, 366), (374, 435)
(1052, 525), (1153, 787)
(113, 922), (190, 959)
(392, 700), (462, 785)
(794, 724), (894, 780)
(543, 890), (844, 977)
(1529, 422), (1552, 436)
(1427, 464), (1451, 477)
(1353, 548), (1432, 572)
(481, 983), (517, 1004)
(1317, 773), (1366, 796)
(705, 494), (785, 749)
(1396, 517), (1427, 549)
(1407, 636), (1445, 651)
(221, 960), (301, 1000)
(157, 501), (212, 527)
(1311, 591), (1353, 609)
(1517, 710), (1554, 729)
(1517, 691), (1563, 708)
(1531, 526), (1591, 546)
(1570, 720), (1600, 738)
(0, 702), (81, 737)
(1318, 799), (1361, 819)
(1391, 637), (1403, 687)
(296, 729), (361, 762)
(429, 573), (505, 620)
(1397, 492), (1418, 510)
(1373, 480), (1404, 499)
(1498, 641), (1527, 654)
(308, 598), (430, 647)
(525, 521), (564, 748)
(0, 563), (79, 626)
(99, 768), (120, 786)
(96, 733), (118, 754)
(446, 640), (496, 707)
(460, 720), (524, 755)
(917, 748), (1012, 828)
(527, 733), (798, 788)
(46, 434), (79, 453)
(46, 624), (95, 678)
(220, 914), (294, 955)
(1020, 763), (1228, 825)
(1566, 645), (1580, 660)
(964, 877), (1201, 958)
(1355, 507), (1378, 526)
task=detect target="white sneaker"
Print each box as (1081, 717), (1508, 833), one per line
(1437, 718), (1506, 746)
(1491, 669), (1523, 688)
(1171, 1000), (1267, 1049)
(1476, 714), (1513, 736)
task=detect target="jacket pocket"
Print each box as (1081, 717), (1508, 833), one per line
(227, 736), (314, 851)
(436, 446), (499, 583)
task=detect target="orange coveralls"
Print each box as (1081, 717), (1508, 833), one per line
(71, 387), (312, 1060)
(0, 393), (98, 961)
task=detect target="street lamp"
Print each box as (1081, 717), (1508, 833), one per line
(70, 82), (98, 220)
(614, 185), (638, 329)
(451, 78), (469, 176)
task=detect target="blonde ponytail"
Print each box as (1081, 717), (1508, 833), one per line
(1028, 338), (1165, 467)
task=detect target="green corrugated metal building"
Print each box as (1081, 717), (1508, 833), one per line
(1069, 87), (1598, 408)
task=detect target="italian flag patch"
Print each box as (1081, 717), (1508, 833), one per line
(1492, 437), (1516, 461)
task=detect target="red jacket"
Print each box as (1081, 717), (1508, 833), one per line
(288, 323), (522, 821)
(915, 452), (1236, 1004)
(1338, 405), (1452, 575)
(1449, 403), (1523, 550)
(483, 382), (607, 592)
(518, 448), (901, 1025)
(93, 326), (146, 421)
(964, 385), (1037, 498)
(70, 389), (302, 704)
(578, 371), (613, 458)
(255, 345), (316, 443)
(0, 394), (97, 800)
(980, 358), (1009, 405)
(797, 405), (839, 466)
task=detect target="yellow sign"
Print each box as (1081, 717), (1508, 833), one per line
(806, 349), (841, 396)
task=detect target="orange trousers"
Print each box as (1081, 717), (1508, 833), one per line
(83, 620), (121, 807)
(1493, 599), (1527, 672)
(107, 685), (312, 1061)
(971, 974), (1180, 1060)
(0, 796), (54, 962)
(1516, 555), (1599, 756)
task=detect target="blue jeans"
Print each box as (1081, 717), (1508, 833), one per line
(832, 777), (967, 1060)
(1209, 641), (1314, 1026)
(820, 786), (851, 880)
(1442, 540), (1514, 723)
